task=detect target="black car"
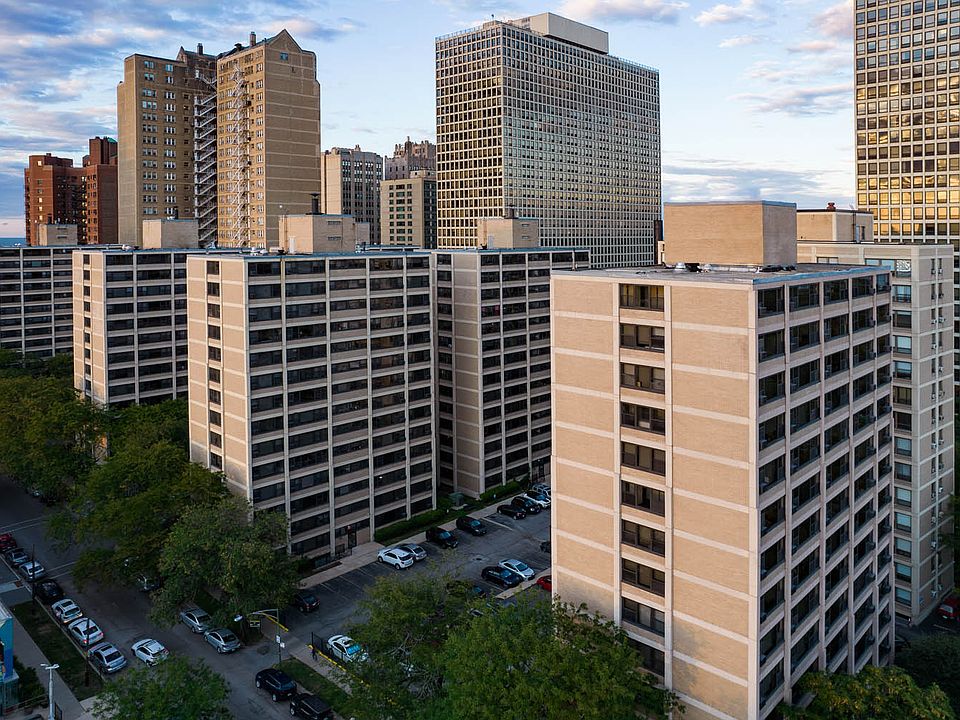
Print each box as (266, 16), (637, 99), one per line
(293, 590), (320, 613)
(255, 668), (297, 702)
(425, 526), (459, 549)
(481, 566), (522, 589)
(34, 579), (63, 604)
(496, 504), (526, 520)
(290, 692), (333, 720)
(511, 496), (541, 515)
(456, 516), (487, 536)
(446, 579), (489, 599)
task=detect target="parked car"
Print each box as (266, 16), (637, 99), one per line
(481, 566), (523, 589)
(377, 547), (415, 569)
(132, 638), (169, 665)
(52, 599), (82, 625)
(5, 547), (28, 566)
(539, 540), (551, 554)
(255, 668), (297, 702)
(289, 692), (334, 720)
(135, 573), (160, 592)
(521, 491), (551, 509)
(536, 575), (553, 592)
(425, 526), (459, 549)
(530, 483), (551, 498)
(34, 580), (63, 604)
(496, 504), (526, 520)
(456, 516), (487, 536)
(327, 635), (368, 664)
(68, 617), (104, 647)
(19, 561), (46, 581)
(397, 543), (427, 561)
(293, 589), (320, 613)
(0, 533), (15, 551)
(179, 608), (212, 634)
(938, 597), (960, 621)
(204, 629), (241, 654)
(89, 642), (127, 674)
(511, 496), (541, 515)
(446, 580), (489, 599)
(499, 559), (534, 581)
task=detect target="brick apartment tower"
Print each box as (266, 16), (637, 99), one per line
(384, 138), (436, 181)
(82, 137), (119, 245)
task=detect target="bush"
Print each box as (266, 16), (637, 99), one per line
(374, 507), (448, 543)
(14, 658), (45, 708)
(478, 480), (523, 504)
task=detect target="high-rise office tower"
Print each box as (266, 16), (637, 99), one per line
(553, 202), (893, 719)
(435, 12), (660, 268)
(854, 2), (960, 384)
(321, 146), (383, 243)
(216, 31), (322, 248)
(380, 170), (437, 247)
(117, 45), (217, 245)
(385, 138), (436, 180)
(796, 206), (955, 624)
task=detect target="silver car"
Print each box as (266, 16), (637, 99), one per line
(89, 642), (127, 674)
(179, 607), (212, 634)
(20, 561), (46, 581)
(204, 629), (241, 654)
(397, 543), (427, 561)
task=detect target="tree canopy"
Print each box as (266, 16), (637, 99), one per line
(897, 635), (960, 716)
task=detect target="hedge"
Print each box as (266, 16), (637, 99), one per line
(374, 507), (448, 544)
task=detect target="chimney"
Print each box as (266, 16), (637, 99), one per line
(250, 32), (257, 47)
(827, 202), (836, 211)
(310, 193), (320, 215)
(197, 43), (203, 55)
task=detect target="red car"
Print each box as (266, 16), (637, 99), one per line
(536, 575), (552, 592)
(938, 597), (960, 621)
(0, 534), (15, 552)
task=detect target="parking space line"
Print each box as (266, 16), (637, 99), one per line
(483, 517), (517, 532)
(0, 517), (46, 533)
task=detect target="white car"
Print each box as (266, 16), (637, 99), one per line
(132, 638), (169, 665)
(499, 559), (535, 581)
(521, 491), (551, 509)
(52, 599), (82, 625)
(68, 617), (104, 647)
(20, 560), (46, 581)
(530, 483), (551, 498)
(377, 547), (414, 570)
(327, 634), (368, 663)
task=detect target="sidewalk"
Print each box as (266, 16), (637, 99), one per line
(8, 611), (84, 720)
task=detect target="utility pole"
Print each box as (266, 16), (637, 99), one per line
(40, 663), (58, 720)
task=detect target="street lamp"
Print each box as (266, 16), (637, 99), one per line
(39, 663), (58, 720)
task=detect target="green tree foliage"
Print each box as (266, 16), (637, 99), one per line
(784, 665), (954, 720)
(151, 495), (298, 626)
(345, 575), (681, 720)
(105, 399), (189, 455)
(898, 635), (960, 716)
(92, 656), (231, 720)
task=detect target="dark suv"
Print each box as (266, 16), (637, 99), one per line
(511, 496), (541, 515)
(293, 589), (320, 613)
(456, 516), (487, 536)
(255, 668), (297, 702)
(290, 692), (333, 719)
(425, 526), (459, 548)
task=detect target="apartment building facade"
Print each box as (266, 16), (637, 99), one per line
(552, 202), (894, 719)
(81, 137), (119, 246)
(0, 245), (76, 358)
(435, 12), (660, 268)
(380, 170), (437, 247)
(117, 46), (217, 245)
(433, 238), (589, 497)
(186, 251), (435, 557)
(797, 207), (955, 624)
(23, 154), (82, 246)
(384, 137), (436, 181)
(216, 31), (322, 248)
(321, 146), (383, 243)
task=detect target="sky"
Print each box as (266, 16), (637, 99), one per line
(0, 0), (854, 237)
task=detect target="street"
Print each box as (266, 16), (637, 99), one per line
(0, 476), (551, 719)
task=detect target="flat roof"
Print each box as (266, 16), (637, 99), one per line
(432, 247), (589, 254)
(664, 200), (797, 209)
(558, 263), (883, 286)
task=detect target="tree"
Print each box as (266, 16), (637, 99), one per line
(784, 665), (954, 720)
(151, 495), (298, 627)
(898, 635), (960, 715)
(105, 399), (189, 455)
(92, 656), (231, 720)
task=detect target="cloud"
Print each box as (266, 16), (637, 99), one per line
(695, 0), (770, 26)
(735, 83), (851, 115)
(719, 34), (763, 48)
(813, 0), (853, 40)
(787, 39), (840, 53)
(559, 0), (689, 23)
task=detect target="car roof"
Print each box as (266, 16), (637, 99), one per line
(301, 695), (332, 710)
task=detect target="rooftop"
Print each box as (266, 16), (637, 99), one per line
(562, 262), (884, 286)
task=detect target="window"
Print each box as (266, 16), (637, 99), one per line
(895, 512), (912, 531)
(621, 442), (666, 475)
(789, 284), (820, 310)
(620, 363), (665, 393)
(620, 284), (664, 310)
(621, 559), (665, 595)
(622, 481), (665, 515)
(621, 403), (665, 434)
(622, 520), (666, 555)
(620, 324), (664, 351)
(896, 588), (912, 605)
(893, 335), (912, 354)
(622, 597), (665, 635)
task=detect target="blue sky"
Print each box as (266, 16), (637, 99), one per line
(0, 0), (853, 237)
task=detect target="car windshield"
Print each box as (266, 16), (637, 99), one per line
(195, 612), (210, 622)
(346, 643), (362, 656)
(468, 519), (480, 527)
(512, 561), (529, 572)
(438, 530), (451, 539)
(221, 632), (237, 643)
(103, 650), (122, 662)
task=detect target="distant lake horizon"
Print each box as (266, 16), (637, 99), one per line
(0, 238), (25, 247)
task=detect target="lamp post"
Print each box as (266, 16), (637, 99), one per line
(40, 663), (58, 720)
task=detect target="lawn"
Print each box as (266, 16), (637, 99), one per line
(277, 658), (362, 718)
(11, 601), (102, 700)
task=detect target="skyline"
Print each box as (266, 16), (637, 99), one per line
(0, 0), (853, 236)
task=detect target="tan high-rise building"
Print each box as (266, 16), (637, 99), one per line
(186, 250), (435, 557)
(385, 138), (436, 181)
(117, 46), (217, 245)
(436, 12), (660, 268)
(854, 4), (960, 385)
(380, 170), (437, 247)
(797, 206), (955, 625)
(321, 146), (383, 243)
(217, 31), (321, 248)
(552, 201), (893, 719)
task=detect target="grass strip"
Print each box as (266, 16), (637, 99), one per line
(277, 657), (363, 718)
(11, 601), (102, 700)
